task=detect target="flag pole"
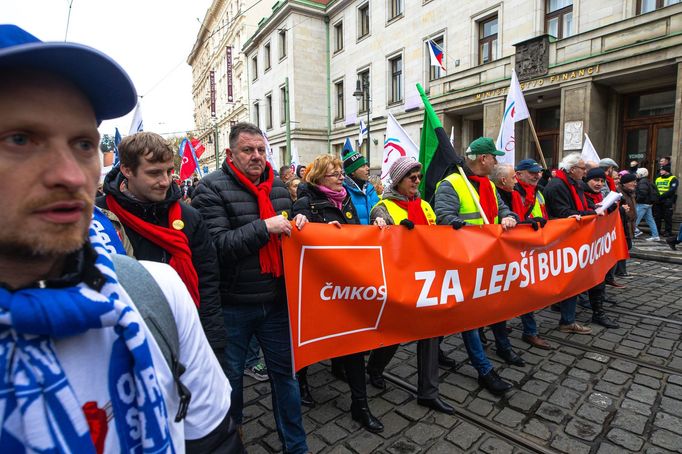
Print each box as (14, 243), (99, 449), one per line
(527, 116), (548, 169)
(457, 164), (489, 224)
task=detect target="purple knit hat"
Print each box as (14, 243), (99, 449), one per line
(389, 157), (422, 188)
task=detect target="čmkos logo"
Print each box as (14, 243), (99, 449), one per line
(298, 246), (387, 346)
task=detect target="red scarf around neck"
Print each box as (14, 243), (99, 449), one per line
(467, 175), (498, 223)
(584, 190), (603, 207)
(228, 160), (283, 277)
(106, 195), (200, 307)
(554, 169), (587, 211)
(511, 181), (547, 219)
(606, 176), (616, 192)
(392, 197), (429, 225)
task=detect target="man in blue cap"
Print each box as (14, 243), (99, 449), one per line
(0, 25), (239, 452)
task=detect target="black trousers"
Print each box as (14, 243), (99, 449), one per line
(367, 338), (440, 399)
(654, 202), (674, 235)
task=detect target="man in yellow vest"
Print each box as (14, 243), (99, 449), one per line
(434, 137), (522, 396)
(654, 164), (678, 237)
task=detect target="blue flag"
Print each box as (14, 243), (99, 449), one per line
(113, 128), (122, 166)
(342, 137), (354, 158)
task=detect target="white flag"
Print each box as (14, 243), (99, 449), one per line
(495, 70), (530, 166)
(128, 101), (143, 135)
(581, 133), (600, 164)
(358, 119), (367, 147)
(262, 131), (280, 170)
(289, 146), (301, 174)
(381, 113), (419, 185)
(450, 126), (455, 148)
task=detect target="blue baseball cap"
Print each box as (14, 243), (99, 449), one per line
(515, 159), (543, 172)
(0, 24), (137, 122)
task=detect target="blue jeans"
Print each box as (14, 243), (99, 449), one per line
(559, 296), (577, 326)
(635, 204), (659, 237)
(245, 336), (261, 369)
(520, 312), (537, 337)
(677, 224), (682, 242)
(222, 302), (307, 454)
(462, 322), (512, 376)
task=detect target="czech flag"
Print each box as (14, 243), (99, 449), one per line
(427, 40), (446, 72)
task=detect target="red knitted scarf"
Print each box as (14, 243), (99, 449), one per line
(467, 175), (498, 223)
(511, 181), (547, 219)
(605, 176), (616, 192)
(584, 191), (603, 206)
(228, 160), (283, 277)
(392, 198), (429, 225)
(106, 195), (200, 307)
(554, 169), (587, 211)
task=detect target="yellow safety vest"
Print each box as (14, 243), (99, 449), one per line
(655, 176), (675, 195)
(376, 198), (437, 225)
(438, 173), (499, 225)
(530, 191), (546, 218)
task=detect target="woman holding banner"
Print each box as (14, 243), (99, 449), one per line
(292, 154), (385, 433)
(366, 157), (455, 415)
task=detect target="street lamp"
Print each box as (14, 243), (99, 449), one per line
(353, 78), (370, 168)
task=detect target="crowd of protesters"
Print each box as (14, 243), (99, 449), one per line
(2, 24), (680, 453)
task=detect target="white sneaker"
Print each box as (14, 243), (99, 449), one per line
(634, 230), (643, 238)
(646, 236), (660, 241)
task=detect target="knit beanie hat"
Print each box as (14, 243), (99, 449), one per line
(585, 167), (606, 181)
(389, 157), (422, 188)
(342, 149), (367, 175)
(660, 165), (672, 174)
(620, 173), (637, 185)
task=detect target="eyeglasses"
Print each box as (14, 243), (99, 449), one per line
(325, 172), (345, 179)
(574, 166), (587, 171)
(408, 174), (423, 183)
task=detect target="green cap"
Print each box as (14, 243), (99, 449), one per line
(467, 137), (505, 156)
(343, 149), (367, 175)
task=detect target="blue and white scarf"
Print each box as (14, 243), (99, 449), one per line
(0, 224), (174, 453)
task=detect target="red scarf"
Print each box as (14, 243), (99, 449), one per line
(584, 191), (603, 207)
(106, 195), (200, 307)
(228, 160), (283, 277)
(511, 181), (547, 219)
(392, 198), (429, 225)
(467, 175), (498, 223)
(554, 169), (587, 211)
(606, 176), (616, 192)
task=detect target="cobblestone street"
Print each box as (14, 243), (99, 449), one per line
(242, 240), (682, 453)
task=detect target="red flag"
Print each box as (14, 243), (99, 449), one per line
(191, 138), (205, 158)
(179, 140), (198, 180)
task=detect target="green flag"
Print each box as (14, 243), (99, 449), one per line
(416, 83), (463, 203)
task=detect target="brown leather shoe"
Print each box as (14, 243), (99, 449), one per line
(559, 322), (592, 335)
(522, 334), (552, 350)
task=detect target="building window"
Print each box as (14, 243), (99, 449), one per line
(264, 42), (271, 71)
(357, 69), (370, 113)
(638, 0), (680, 14)
(280, 86), (287, 125)
(251, 55), (258, 81)
(278, 29), (287, 59)
(427, 36), (444, 81)
(253, 102), (260, 128)
(335, 80), (344, 119)
(388, 55), (403, 104)
(546, 0), (573, 39)
(265, 94), (272, 130)
(334, 21), (344, 52)
(358, 3), (370, 39)
(478, 15), (498, 65)
(388, 0), (403, 20)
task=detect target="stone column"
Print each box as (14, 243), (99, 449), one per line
(559, 80), (609, 160)
(672, 60), (682, 219)
(483, 99), (504, 139)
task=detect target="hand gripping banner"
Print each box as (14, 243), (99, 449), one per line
(282, 212), (628, 371)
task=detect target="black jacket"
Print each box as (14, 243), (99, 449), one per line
(293, 184), (360, 225)
(543, 174), (596, 219)
(635, 178), (658, 205)
(191, 161), (292, 306)
(96, 167), (226, 351)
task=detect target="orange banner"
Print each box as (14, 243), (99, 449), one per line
(282, 211), (629, 371)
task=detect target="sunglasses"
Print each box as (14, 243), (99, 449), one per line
(408, 173), (423, 183)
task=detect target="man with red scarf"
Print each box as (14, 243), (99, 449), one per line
(191, 122), (309, 454)
(434, 137), (522, 396)
(543, 152), (596, 335)
(96, 132), (226, 355)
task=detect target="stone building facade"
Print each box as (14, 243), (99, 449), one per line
(192, 0), (682, 214)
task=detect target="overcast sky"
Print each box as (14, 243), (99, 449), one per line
(3, 0), (213, 138)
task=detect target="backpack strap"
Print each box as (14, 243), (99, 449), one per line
(111, 254), (191, 421)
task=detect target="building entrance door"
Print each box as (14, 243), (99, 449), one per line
(621, 89), (675, 174)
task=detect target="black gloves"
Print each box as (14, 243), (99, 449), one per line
(533, 217), (547, 228)
(519, 217), (547, 231)
(399, 219), (415, 230)
(451, 219), (465, 230)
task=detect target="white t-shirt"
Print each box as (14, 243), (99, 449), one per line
(54, 261), (231, 453)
